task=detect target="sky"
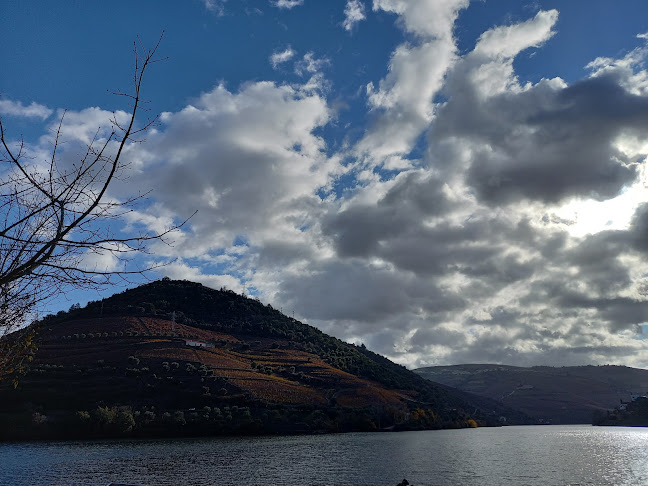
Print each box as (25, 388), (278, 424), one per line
(3, 0), (648, 369)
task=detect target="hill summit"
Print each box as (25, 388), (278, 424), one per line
(0, 279), (531, 440)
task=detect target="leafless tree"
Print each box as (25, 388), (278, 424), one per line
(0, 34), (185, 375)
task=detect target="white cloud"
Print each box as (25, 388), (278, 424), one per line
(294, 52), (330, 76)
(358, 38), (456, 163)
(272, 0), (303, 9)
(585, 42), (648, 96)
(201, 0), (226, 15)
(354, 0), (469, 167)
(157, 260), (244, 292)
(79, 245), (121, 274)
(432, 10), (645, 206)
(343, 0), (366, 31)
(0, 99), (53, 120)
(373, 0), (469, 39)
(270, 47), (296, 69)
(46, 107), (130, 145)
(130, 79), (340, 262)
(473, 9), (558, 60)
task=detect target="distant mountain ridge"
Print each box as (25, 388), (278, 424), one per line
(415, 363), (648, 424)
(0, 279), (532, 441)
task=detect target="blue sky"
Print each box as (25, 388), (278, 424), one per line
(3, 0), (648, 369)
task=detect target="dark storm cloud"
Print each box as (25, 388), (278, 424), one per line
(277, 261), (413, 322)
(433, 69), (645, 205)
(324, 182), (543, 288)
(409, 326), (468, 351)
(322, 171), (450, 257)
(459, 254), (536, 285)
(556, 292), (648, 332)
(629, 202), (648, 253)
(277, 260), (468, 323)
(257, 239), (316, 268)
(520, 223), (648, 332)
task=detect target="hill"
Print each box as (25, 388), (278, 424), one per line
(415, 364), (648, 424)
(0, 279), (532, 440)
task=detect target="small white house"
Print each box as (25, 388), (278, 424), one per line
(185, 339), (214, 348)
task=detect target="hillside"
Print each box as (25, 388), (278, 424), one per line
(0, 280), (532, 441)
(415, 364), (648, 424)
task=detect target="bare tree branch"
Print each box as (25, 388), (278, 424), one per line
(0, 32), (188, 376)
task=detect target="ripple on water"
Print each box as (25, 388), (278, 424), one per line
(2, 425), (648, 486)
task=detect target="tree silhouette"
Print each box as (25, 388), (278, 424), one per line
(0, 33), (190, 374)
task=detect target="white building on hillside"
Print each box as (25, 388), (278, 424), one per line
(185, 339), (214, 348)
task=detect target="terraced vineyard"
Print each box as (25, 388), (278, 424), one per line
(0, 279), (533, 440)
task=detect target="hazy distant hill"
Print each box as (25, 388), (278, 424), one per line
(415, 364), (648, 424)
(0, 280), (532, 441)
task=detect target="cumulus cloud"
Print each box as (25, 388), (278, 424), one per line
(0, 99), (53, 120)
(130, 79), (339, 266)
(46, 107), (131, 146)
(429, 9), (648, 205)
(473, 9), (558, 60)
(158, 260), (244, 292)
(298, 9), (648, 368)
(79, 245), (121, 274)
(355, 0), (468, 167)
(373, 0), (469, 40)
(358, 39), (456, 164)
(342, 0), (366, 31)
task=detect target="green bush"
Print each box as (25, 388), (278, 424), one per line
(173, 411), (186, 426)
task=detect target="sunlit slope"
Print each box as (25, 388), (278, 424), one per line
(22, 315), (405, 408)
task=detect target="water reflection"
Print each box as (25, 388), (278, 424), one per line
(2, 425), (648, 486)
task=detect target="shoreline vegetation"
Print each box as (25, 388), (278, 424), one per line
(0, 279), (532, 442)
(1, 405), (480, 443)
(593, 396), (648, 427)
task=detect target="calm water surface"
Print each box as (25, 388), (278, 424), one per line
(2, 425), (648, 486)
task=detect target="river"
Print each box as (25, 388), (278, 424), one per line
(2, 425), (648, 485)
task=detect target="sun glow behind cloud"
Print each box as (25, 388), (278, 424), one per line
(555, 182), (648, 237)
